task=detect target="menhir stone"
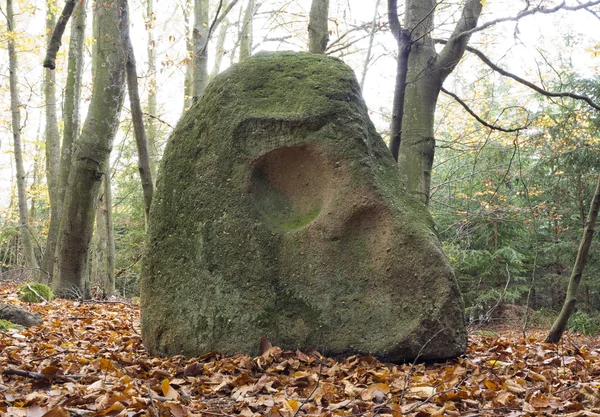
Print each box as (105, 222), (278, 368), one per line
(141, 52), (466, 362)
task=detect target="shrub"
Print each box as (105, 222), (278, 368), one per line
(568, 311), (600, 336)
(18, 283), (55, 303)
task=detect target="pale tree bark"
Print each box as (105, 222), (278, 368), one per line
(210, 3), (230, 79)
(546, 176), (600, 343)
(104, 164), (116, 296)
(145, 0), (158, 178)
(239, 0), (254, 60)
(94, 167), (116, 296)
(44, 0), (60, 216)
(93, 196), (108, 294)
(30, 141), (43, 222)
(40, 0), (62, 282)
(54, 0), (128, 298)
(183, 0), (194, 111)
(389, 0), (482, 205)
(124, 13), (154, 223)
(43, 0), (87, 282)
(308, 0), (329, 54)
(192, 0), (209, 102)
(6, 0), (38, 270)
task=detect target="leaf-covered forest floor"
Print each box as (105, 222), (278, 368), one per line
(2, 282), (600, 417)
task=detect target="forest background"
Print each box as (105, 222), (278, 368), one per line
(1, 0), (600, 334)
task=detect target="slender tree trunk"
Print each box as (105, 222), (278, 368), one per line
(30, 142), (43, 223)
(360, 0), (380, 90)
(124, 17), (154, 223)
(388, 2), (411, 162)
(210, 5), (230, 79)
(44, 0), (61, 227)
(192, 0), (209, 102)
(308, 0), (329, 54)
(145, 0), (158, 178)
(183, 0), (193, 110)
(104, 163), (116, 296)
(391, 0), (481, 204)
(44, 0), (87, 283)
(94, 194), (108, 294)
(239, 0), (254, 60)
(54, 0), (128, 298)
(6, 0), (38, 270)
(546, 176), (600, 343)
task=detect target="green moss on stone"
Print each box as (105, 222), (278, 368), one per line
(18, 283), (55, 303)
(141, 52), (466, 363)
(0, 319), (18, 331)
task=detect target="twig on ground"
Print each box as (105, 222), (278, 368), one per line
(145, 383), (159, 417)
(2, 368), (83, 381)
(26, 283), (47, 302)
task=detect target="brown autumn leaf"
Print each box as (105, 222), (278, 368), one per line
(40, 407), (69, 417)
(259, 336), (272, 356)
(2, 281), (600, 417)
(161, 378), (180, 400)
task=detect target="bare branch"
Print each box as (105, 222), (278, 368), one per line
(435, 39), (600, 111)
(437, 0), (482, 81)
(465, 44), (600, 111)
(43, 0), (76, 70)
(388, 0), (401, 40)
(456, 0), (600, 41)
(441, 87), (530, 133)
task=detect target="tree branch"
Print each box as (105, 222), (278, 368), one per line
(43, 0), (76, 70)
(441, 87), (530, 132)
(464, 43), (600, 111)
(437, 0), (482, 81)
(388, 0), (401, 40)
(456, 0), (600, 41)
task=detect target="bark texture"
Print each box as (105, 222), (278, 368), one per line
(45, 0), (87, 285)
(391, 0), (482, 204)
(145, 0), (159, 179)
(308, 0), (329, 53)
(7, 0), (38, 270)
(41, 0), (61, 282)
(192, 0), (209, 101)
(546, 176), (600, 343)
(239, 0), (254, 60)
(54, 0), (127, 298)
(124, 17), (154, 223)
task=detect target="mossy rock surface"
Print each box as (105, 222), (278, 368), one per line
(0, 319), (19, 332)
(0, 303), (42, 327)
(18, 283), (55, 303)
(141, 52), (466, 362)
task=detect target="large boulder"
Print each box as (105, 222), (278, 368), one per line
(141, 52), (466, 362)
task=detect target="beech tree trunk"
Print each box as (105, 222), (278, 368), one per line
(183, 0), (193, 110)
(239, 0), (254, 60)
(308, 0), (329, 54)
(389, 0), (482, 204)
(44, 0), (60, 238)
(210, 2), (230, 79)
(546, 176), (600, 343)
(192, 0), (209, 102)
(104, 163), (116, 296)
(54, 0), (127, 298)
(145, 0), (158, 178)
(43, 0), (87, 283)
(6, 0), (38, 270)
(124, 16), (154, 223)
